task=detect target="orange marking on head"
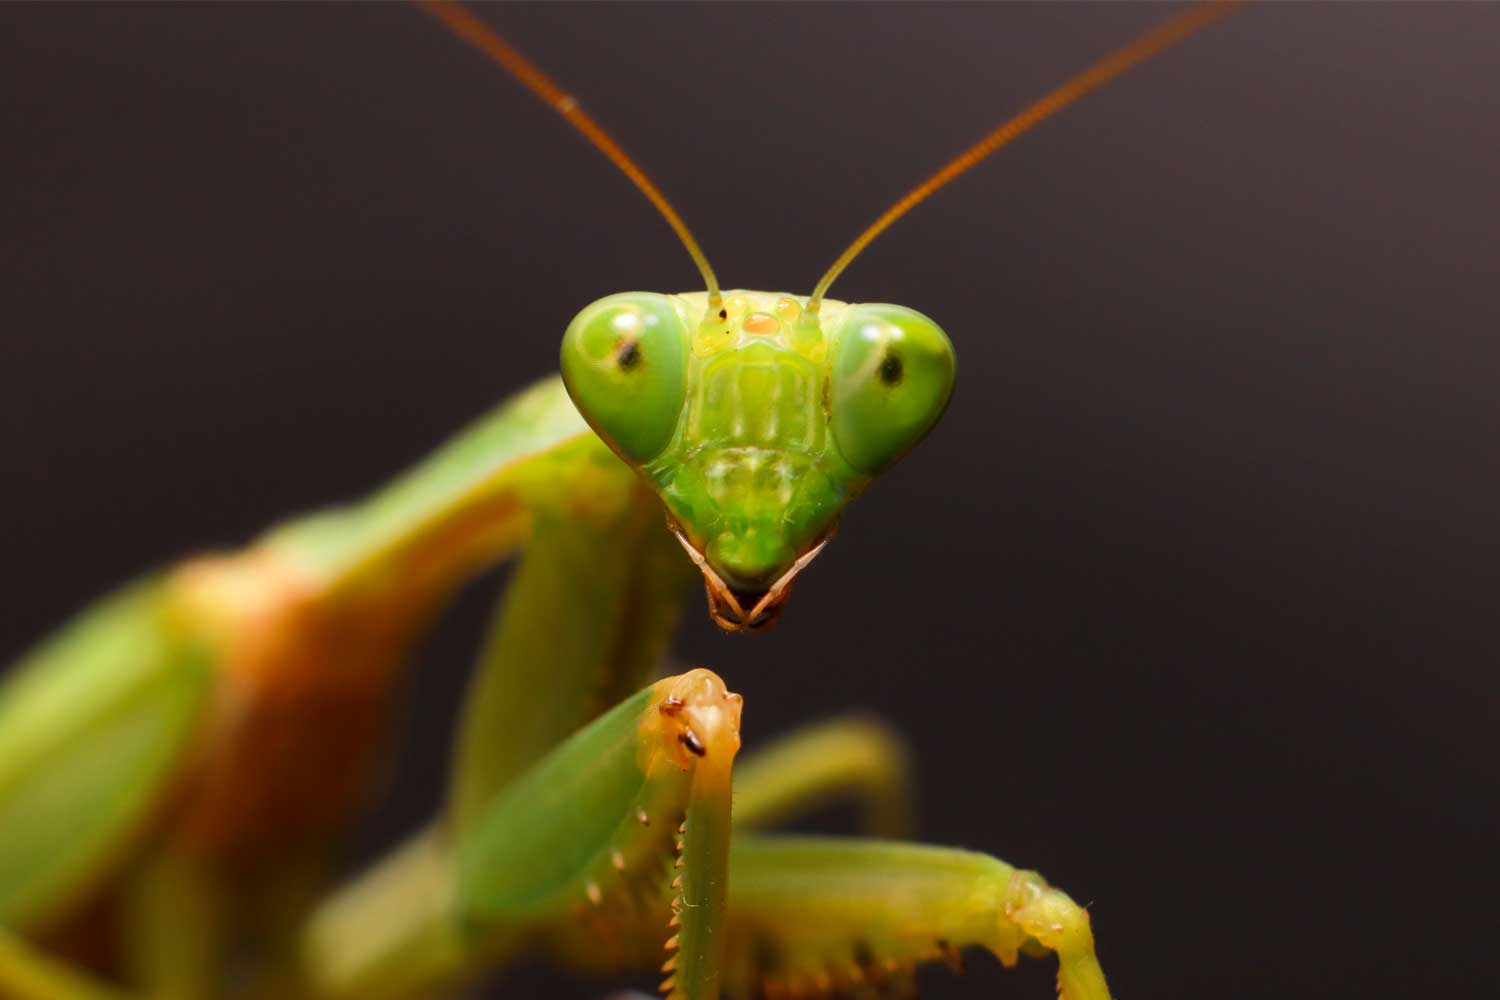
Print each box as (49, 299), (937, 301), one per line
(744, 312), (780, 335)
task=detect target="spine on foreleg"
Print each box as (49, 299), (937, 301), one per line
(720, 837), (1112, 1000)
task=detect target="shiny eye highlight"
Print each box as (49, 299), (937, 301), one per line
(829, 304), (956, 475)
(561, 292), (689, 464)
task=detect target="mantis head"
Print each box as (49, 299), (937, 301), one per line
(420, 0), (1236, 629)
(562, 290), (955, 630)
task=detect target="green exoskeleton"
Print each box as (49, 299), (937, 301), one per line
(0, 3), (1238, 999)
(562, 290), (956, 630)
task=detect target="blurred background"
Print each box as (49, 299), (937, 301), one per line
(1, 3), (1496, 998)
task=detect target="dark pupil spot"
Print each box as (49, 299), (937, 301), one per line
(617, 338), (641, 371)
(878, 352), (903, 385)
(679, 730), (706, 756)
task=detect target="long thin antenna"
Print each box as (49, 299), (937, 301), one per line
(808, 0), (1241, 312)
(415, 0), (722, 307)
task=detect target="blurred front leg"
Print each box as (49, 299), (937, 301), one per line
(0, 929), (132, 1000)
(732, 716), (913, 838)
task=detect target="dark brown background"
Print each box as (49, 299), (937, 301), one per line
(2, 3), (1497, 998)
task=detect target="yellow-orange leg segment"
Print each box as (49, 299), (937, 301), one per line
(716, 837), (1110, 1000)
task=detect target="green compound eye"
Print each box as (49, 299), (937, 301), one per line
(829, 304), (956, 475)
(561, 292), (689, 465)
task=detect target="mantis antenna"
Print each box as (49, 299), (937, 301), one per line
(415, 0), (724, 309)
(807, 0), (1242, 313)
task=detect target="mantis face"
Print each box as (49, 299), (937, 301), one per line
(562, 289), (956, 630)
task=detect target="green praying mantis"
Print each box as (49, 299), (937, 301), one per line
(0, 3), (1241, 999)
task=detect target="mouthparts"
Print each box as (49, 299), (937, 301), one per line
(668, 522), (835, 633)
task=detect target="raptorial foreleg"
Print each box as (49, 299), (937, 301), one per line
(304, 669), (743, 1000)
(717, 837), (1110, 1000)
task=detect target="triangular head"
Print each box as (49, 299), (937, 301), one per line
(562, 290), (955, 631)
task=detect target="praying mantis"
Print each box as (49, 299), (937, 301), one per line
(0, 3), (1247, 999)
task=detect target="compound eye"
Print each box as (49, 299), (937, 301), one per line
(829, 304), (956, 475)
(561, 293), (690, 465)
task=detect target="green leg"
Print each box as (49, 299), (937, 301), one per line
(718, 836), (1111, 1000)
(313, 685), (1105, 1000)
(120, 849), (225, 1000)
(301, 829), (471, 1000)
(707, 698), (1096, 999)
(0, 579), (214, 933)
(731, 715), (912, 837)
(304, 671), (742, 1000)
(303, 421), (695, 997)
(449, 492), (691, 837)
(0, 581), (216, 1000)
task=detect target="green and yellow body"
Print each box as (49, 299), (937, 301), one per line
(0, 288), (1107, 1000)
